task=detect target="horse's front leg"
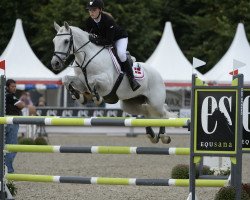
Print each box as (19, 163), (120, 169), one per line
(91, 90), (103, 106)
(62, 75), (89, 104)
(88, 74), (111, 105)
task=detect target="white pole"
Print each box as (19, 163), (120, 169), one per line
(63, 86), (67, 108)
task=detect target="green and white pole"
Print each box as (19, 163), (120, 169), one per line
(5, 145), (190, 155)
(6, 174), (229, 187)
(0, 117), (190, 127)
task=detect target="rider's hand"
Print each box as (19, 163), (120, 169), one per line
(89, 34), (99, 44)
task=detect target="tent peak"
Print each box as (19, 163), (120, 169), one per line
(205, 23), (250, 83)
(0, 19), (58, 82)
(146, 21), (204, 84)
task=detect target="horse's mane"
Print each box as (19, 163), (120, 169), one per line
(70, 26), (88, 36)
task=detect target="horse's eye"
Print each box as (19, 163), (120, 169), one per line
(64, 39), (69, 44)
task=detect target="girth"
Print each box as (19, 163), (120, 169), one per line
(102, 73), (124, 104)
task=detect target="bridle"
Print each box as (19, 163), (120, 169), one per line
(53, 28), (90, 65)
(53, 27), (105, 96)
(53, 28), (74, 63)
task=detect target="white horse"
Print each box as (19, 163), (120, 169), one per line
(51, 21), (174, 144)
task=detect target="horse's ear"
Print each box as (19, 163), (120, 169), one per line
(64, 21), (70, 30)
(54, 21), (60, 32)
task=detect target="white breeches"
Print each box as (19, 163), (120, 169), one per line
(115, 37), (128, 62)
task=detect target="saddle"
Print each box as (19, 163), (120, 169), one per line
(108, 47), (144, 80)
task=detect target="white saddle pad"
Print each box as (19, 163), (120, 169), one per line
(108, 48), (144, 80)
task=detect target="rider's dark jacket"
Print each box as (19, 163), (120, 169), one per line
(86, 12), (128, 46)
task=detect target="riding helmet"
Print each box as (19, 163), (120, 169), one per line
(86, 0), (104, 10)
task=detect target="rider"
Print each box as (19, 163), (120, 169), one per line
(85, 0), (140, 91)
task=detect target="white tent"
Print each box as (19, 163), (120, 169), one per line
(146, 21), (205, 87)
(0, 19), (60, 84)
(205, 23), (250, 84)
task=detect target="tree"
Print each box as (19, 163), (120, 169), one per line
(163, 0), (250, 73)
(0, 0), (40, 55)
(31, 0), (86, 71)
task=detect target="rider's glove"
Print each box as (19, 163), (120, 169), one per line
(89, 34), (99, 44)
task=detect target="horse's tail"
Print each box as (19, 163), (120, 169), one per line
(164, 104), (178, 118)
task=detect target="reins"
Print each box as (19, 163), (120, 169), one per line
(75, 46), (105, 93)
(53, 27), (109, 96)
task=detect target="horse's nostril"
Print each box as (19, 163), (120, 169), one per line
(55, 61), (60, 66)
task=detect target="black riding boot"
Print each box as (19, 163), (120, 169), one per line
(121, 59), (141, 91)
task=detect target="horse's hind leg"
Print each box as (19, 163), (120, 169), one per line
(140, 104), (161, 144)
(121, 100), (160, 144)
(146, 94), (172, 144)
(146, 104), (172, 144)
(146, 126), (171, 144)
(145, 126), (160, 143)
(159, 126), (171, 144)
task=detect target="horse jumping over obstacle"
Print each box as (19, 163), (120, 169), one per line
(51, 22), (175, 144)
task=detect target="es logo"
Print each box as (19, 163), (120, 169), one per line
(201, 96), (233, 134)
(243, 95), (250, 132)
(201, 94), (250, 135)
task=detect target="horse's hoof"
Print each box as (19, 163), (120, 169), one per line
(160, 134), (171, 144)
(147, 134), (159, 144)
(93, 96), (103, 106)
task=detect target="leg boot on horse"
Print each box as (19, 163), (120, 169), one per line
(68, 83), (86, 104)
(68, 83), (80, 100)
(121, 59), (141, 91)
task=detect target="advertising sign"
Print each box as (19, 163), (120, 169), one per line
(194, 89), (238, 154)
(36, 107), (133, 117)
(243, 89), (250, 150)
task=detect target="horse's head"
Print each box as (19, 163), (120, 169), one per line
(51, 21), (74, 71)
